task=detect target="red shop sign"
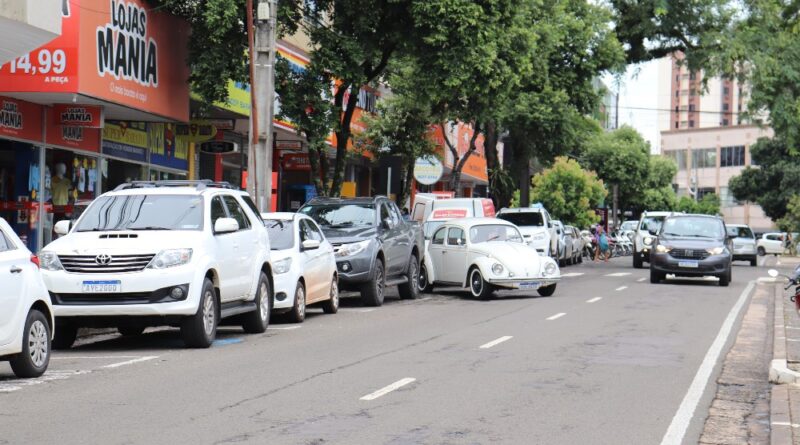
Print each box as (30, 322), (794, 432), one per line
(52, 104), (104, 128)
(0, 96), (43, 143)
(282, 153), (311, 171)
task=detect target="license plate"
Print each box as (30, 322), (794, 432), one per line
(678, 261), (699, 268)
(519, 281), (541, 290)
(82, 280), (121, 293)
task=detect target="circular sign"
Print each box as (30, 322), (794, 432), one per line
(414, 157), (443, 185)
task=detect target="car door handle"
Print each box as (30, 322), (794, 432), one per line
(10, 265), (22, 274)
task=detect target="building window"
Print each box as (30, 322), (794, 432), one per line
(723, 87), (730, 95)
(689, 120), (695, 128)
(664, 150), (688, 171)
(692, 148), (716, 169)
(690, 88), (696, 96)
(676, 74), (680, 82)
(697, 187), (716, 200)
(722, 119), (729, 126)
(690, 72), (697, 80)
(722, 103), (729, 111)
(680, 120), (688, 128)
(675, 106), (679, 114)
(675, 90), (680, 98)
(675, 122), (679, 129)
(688, 104), (695, 111)
(720, 145), (745, 167)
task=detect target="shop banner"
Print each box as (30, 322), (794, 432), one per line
(282, 153), (311, 171)
(46, 107), (101, 152)
(52, 104), (104, 128)
(102, 121), (147, 162)
(149, 123), (189, 171)
(175, 120), (218, 143)
(0, 96), (43, 142)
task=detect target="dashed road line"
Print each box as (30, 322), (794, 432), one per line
(605, 272), (632, 277)
(51, 355), (142, 360)
(270, 326), (302, 330)
(637, 277), (647, 282)
(615, 286), (628, 291)
(561, 272), (585, 277)
(546, 312), (566, 321)
(479, 336), (513, 349)
(102, 356), (159, 369)
(772, 421), (800, 428)
(360, 378), (416, 401)
(586, 297), (602, 303)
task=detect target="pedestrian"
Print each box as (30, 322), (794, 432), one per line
(785, 232), (794, 256)
(401, 207), (410, 221)
(595, 225), (611, 263)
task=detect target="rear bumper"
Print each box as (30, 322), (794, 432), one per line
(650, 252), (730, 276)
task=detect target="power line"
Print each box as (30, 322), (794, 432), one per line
(615, 105), (748, 116)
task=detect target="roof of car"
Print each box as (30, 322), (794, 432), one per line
(665, 213), (722, 220)
(641, 211), (679, 217)
(305, 195), (388, 205)
(444, 217), (515, 227)
(497, 207), (545, 213)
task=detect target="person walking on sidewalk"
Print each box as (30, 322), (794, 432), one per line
(594, 225), (611, 262)
(785, 232), (795, 256)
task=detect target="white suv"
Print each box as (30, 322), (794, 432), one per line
(39, 181), (273, 349)
(496, 205), (558, 257)
(632, 211), (678, 268)
(0, 218), (54, 378)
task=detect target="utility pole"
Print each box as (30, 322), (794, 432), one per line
(248, 0), (277, 212)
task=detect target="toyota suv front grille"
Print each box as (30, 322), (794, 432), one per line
(59, 254), (155, 273)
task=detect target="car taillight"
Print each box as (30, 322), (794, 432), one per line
(30, 254), (40, 268)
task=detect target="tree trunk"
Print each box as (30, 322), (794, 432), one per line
(397, 155), (414, 209)
(448, 122), (481, 197)
(330, 83), (359, 196)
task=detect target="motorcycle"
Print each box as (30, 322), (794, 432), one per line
(580, 230), (595, 260)
(770, 267), (800, 314)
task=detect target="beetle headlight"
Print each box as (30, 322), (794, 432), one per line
(491, 263), (504, 275)
(274, 257), (292, 274)
(544, 262), (557, 276)
(706, 246), (725, 255)
(147, 249), (193, 269)
(39, 251), (63, 271)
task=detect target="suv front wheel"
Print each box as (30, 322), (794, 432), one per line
(361, 259), (385, 307)
(398, 254), (420, 300)
(182, 278), (218, 348)
(242, 272), (271, 333)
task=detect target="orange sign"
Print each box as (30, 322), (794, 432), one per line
(52, 104), (103, 128)
(0, 96), (43, 142)
(431, 209), (468, 219)
(46, 107), (101, 152)
(0, 0), (190, 122)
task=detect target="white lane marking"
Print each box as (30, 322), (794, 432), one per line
(772, 421), (800, 428)
(605, 272), (632, 277)
(360, 378), (416, 401)
(0, 370), (90, 393)
(357, 309), (376, 313)
(586, 297), (602, 303)
(615, 286), (628, 291)
(51, 355), (143, 360)
(659, 281), (755, 445)
(786, 338), (800, 342)
(546, 312), (566, 321)
(561, 272), (585, 277)
(637, 277), (647, 282)
(415, 297), (432, 302)
(479, 336), (513, 349)
(786, 326), (800, 330)
(270, 326), (302, 330)
(102, 356), (158, 369)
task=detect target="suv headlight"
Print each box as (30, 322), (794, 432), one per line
(335, 240), (371, 258)
(491, 263), (504, 275)
(39, 251), (63, 271)
(274, 257), (292, 274)
(655, 244), (671, 253)
(706, 246), (725, 255)
(147, 249), (193, 269)
(643, 236), (654, 246)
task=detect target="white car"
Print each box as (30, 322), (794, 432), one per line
(633, 211), (678, 269)
(727, 224), (758, 266)
(0, 218), (54, 378)
(422, 218), (560, 299)
(565, 225), (584, 264)
(757, 232), (796, 256)
(262, 212), (339, 322)
(39, 180), (273, 349)
(496, 205), (558, 257)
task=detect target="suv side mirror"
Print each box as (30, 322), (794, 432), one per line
(214, 217), (239, 234)
(381, 218), (393, 230)
(54, 220), (71, 236)
(301, 239), (320, 251)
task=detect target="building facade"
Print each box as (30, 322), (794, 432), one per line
(661, 125), (774, 232)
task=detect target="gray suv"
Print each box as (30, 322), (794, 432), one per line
(299, 196), (424, 306)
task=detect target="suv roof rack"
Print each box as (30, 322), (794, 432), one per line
(113, 180), (237, 192)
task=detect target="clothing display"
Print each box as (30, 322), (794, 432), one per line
(50, 175), (70, 206)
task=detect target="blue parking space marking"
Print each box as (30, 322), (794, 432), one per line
(213, 338), (243, 346)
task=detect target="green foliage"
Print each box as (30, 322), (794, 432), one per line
(777, 196), (800, 233)
(530, 157), (607, 228)
(581, 126), (651, 210)
(729, 137), (800, 221)
(676, 194), (721, 215)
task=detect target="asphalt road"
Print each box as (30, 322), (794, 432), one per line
(0, 256), (767, 445)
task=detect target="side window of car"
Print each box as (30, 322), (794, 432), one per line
(240, 195), (264, 226)
(447, 228), (465, 246)
(302, 219), (323, 241)
(0, 230), (11, 252)
(389, 202), (402, 223)
(380, 202), (392, 224)
(222, 195), (252, 230)
(210, 197), (228, 227)
(432, 227), (447, 245)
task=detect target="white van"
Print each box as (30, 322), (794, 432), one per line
(411, 193), (496, 239)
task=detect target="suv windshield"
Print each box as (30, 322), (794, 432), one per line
(497, 212), (544, 227)
(469, 224), (524, 243)
(265, 219), (294, 250)
(75, 194), (203, 231)
(300, 203), (375, 228)
(640, 215), (666, 234)
(661, 217), (725, 239)
(620, 221), (638, 232)
(728, 226), (754, 239)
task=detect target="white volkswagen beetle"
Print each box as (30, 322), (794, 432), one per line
(262, 212), (339, 322)
(420, 218), (560, 298)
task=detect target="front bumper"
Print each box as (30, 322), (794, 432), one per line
(43, 264), (202, 317)
(334, 251), (374, 284)
(650, 252), (730, 276)
(272, 269), (300, 310)
(487, 277), (560, 290)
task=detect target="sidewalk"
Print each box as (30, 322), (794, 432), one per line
(770, 276), (800, 445)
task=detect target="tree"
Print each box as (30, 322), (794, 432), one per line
(729, 137), (800, 221)
(634, 156), (678, 212)
(530, 157), (607, 228)
(676, 194), (720, 215)
(777, 195), (800, 233)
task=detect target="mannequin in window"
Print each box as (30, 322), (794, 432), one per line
(51, 162), (70, 206)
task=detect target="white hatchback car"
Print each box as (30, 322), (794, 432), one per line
(422, 218), (560, 299)
(262, 213), (339, 322)
(0, 218), (54, 378)
(39, 180), (273, 349)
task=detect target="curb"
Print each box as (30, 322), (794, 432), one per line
(771, 279), (800, 445)
(770, 283), (800, 384)
(771, 385), (794, 445)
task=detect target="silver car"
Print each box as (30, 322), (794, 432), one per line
(551, 220), (574, 267)
(727, 224), (757, 266)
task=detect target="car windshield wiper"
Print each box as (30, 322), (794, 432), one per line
(126, 226), (173, 231)
(76, 228), (119, 232)
(329, 222), (354, 228)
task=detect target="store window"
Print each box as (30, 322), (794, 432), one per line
(105, 158), (146, 191)
(44, 148), (100, 247)
(720, 145), (745, 167)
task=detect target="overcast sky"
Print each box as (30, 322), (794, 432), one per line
(604, 59), (665, 154)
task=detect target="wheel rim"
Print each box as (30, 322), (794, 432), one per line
(330, 279), (339, 307)
(202, 291), (215, 336)
(259, 281), (269, 322)
(28, 320), (48, 368)
(377, 266), (385, 299)
(296, 285), (306, 317)
(418, 264), (428, 290)
(470, 270), (483, 296)
(409, 261), (418, 287)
